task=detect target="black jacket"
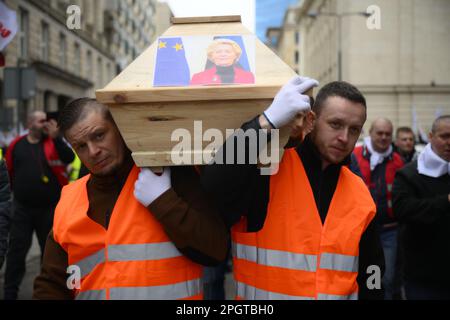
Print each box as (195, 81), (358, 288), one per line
(393, 160), (450, 287)
(0, 159), (12, 259)
(202, 116), (385, 300)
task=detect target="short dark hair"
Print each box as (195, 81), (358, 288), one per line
(58, 98), (113, 137)
(431, 115), (450, 133)
(396, 126), (414, 138)
(312, 81), (367, 116)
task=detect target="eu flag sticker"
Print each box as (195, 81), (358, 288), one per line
(153, 37), (191, 87)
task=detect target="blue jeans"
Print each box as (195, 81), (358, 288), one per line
(380, 227), (398, 300)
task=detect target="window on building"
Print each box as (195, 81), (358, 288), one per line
(59, 33), (67, 68)
(97, 57), (103, 87)
(117, 3), (121, 17)
(295, 50), (299, 64)
(106, 63), (111, 82)
(57, 95), (71, 112)
(124, 41), (129, 55)
(147, 5), (154, 17)
(87, 50), (93, 79)
(295, 32), (300, 45)
(44, 90), (53, 112)
(57, 0), (70, 12)
(270, 35), (278, 47)
(41, 21), (49, 62)
(18, 8), (29, 59)
(74, 43), (81, 76)
(117, 33), (122, 46)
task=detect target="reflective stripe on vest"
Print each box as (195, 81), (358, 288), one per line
(319, 253), (358, 273)
(233, 243), (358, 274)
(76, 248), (105, 278)
(237, 281), (315, 300)
(76, 279), (202, 300)
(74, 242), (183, 279)
(76, 289), (106, 300)
(232, 243), (317, 272)
(236, 282), (358, 300)
(108, 242), (182, 262)
(110, 279), (202, 300)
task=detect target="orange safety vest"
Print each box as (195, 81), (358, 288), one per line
(231, 148), (376, 300)
(53, 165), (203, 300)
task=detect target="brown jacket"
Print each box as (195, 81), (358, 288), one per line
(33, 154), (228, 299)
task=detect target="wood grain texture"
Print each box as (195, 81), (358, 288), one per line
(171, 16), (241, 24)
(109, 99), (293, 167)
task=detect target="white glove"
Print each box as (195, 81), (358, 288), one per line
(263, 76), (319, 129)
(134, 167), (171, 207)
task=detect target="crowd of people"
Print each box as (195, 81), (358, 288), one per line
(0, 76), (449, 300)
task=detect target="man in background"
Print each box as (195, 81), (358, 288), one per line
(4, 111), (74, 300)
(394, 127), (419, 164)
(353, 118), (404, 300)
(393, 115), (450, 299)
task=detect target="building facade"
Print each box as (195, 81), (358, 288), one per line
(296, 0), (450, 133)
(0, 0), (166, 135)
(104, 0), (158, 73)
(265, 6), (301, 74)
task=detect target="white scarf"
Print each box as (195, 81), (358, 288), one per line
(417, 143), (450, 178)
(364, 136), (393, 171)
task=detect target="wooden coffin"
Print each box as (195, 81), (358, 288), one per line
(96, 16), (308, 167)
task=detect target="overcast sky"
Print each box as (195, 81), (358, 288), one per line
(159, 0), (256, 33)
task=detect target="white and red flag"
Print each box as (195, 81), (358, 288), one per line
(0, 1), (18, 52)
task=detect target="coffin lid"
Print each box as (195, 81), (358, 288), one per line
(96, 16), (297, 104)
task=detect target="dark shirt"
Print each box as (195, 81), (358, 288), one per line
(298, 137), (346, 223)
(215, 65), (235, 83)
(393, 160), (450, 287)
(202, 116), (385, 299)
(393, 145), (417, 164)
(12, 136), (74, 207)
